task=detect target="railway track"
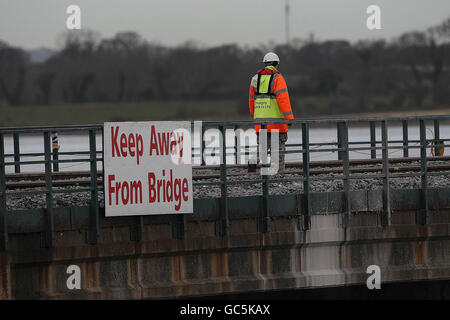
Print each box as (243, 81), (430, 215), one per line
(4, 156), (450, 189)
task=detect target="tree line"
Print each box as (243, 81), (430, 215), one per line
(0, 17), (449, 116)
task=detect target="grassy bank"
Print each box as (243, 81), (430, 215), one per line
(1, 99), (450, 127)
(0, 100), (245, 127)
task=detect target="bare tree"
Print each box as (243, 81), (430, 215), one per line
(396, 32), (428, 106)
(426, 18), (450, 104)
(36, 72), (55, 105)
(0, 43), (28, 106)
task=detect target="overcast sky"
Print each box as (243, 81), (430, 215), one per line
(1, 0), (449, 49)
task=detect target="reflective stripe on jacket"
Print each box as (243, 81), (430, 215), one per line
(249, 66), (294, 133)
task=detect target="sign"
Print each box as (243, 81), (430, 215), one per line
(103, 121), (192, 216)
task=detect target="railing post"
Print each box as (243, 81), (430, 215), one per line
(339, 122), (351, 227)
(136, 216), (144, 241)
(52, 132), (59, 172)
(88, 130), (100, 244)
(434, 119), (442, 157)
(260, 124), (271, 233)
(172, 214), (186, 239)
(201, 123), (206, 166)
(217, 125), (229, 236)
(234, 125), (238, 165)
(43, 132), (55, 248)
(381, 120), (391, 226)
(370, 121), (376, 159)
(172, 125), (188, 240)
(402, 120), (409, 158)
(236, 126), (243, 165)
(337, 123), (343, 161)
(301, 123), (310, 230)
(172, 122), (189, 239)
(13, 133), (20, 173)
(0, 134), (8, 251)
(418, 120), (429, 225)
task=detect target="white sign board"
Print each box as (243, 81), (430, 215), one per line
(103, 121), (193, 216)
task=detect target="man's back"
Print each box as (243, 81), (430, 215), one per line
(249, 65), (294, 133)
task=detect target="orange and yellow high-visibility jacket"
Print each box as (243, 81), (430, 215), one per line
(249, 65), (294, 133)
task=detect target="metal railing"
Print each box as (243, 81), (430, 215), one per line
(0, 125), (103, 250)
(1, 116), (450, 251)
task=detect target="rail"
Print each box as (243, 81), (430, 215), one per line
(1, 115), (450, 250)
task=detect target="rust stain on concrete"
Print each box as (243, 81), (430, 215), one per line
(0, 253), (11, 299)
(295, 247), (302, 272)
(211, 251), (227, 278)
(40, 264), (52, 295)
(172, 255), (181, 282)
(414, 241), (428, 265)
(83, 261), (99, 289)
(259, 249), (271, 275)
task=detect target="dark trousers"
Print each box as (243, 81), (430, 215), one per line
(255, 132), (288, 171)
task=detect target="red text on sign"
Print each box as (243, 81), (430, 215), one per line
(148, 169), (189, 211)
(149, 125), (184, 164)
(111, 126), (144, 165)
(108, 174), (143, 206)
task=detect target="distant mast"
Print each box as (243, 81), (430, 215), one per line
(285, 0), (290, 45)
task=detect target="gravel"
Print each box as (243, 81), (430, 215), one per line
(5, 161), (450, 210)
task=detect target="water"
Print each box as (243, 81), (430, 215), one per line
(3, 123), (449, 173)
(201, 123), (450, 165)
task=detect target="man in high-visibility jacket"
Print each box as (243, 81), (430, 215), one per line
(249, 52), (294, 171)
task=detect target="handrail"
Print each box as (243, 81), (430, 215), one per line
(0, 115), (449, 250)
(1, 114), (450, 132)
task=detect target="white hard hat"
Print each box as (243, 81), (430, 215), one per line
(262, 52), (280, 63)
